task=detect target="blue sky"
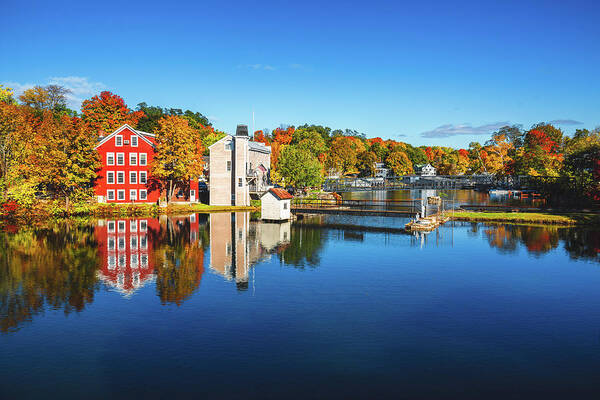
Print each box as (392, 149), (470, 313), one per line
(1, 0), (599, 147)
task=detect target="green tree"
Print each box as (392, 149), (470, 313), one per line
(277, 145), (323, 187)
(292, 127), (327, 158)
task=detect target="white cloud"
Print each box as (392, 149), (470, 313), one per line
(2, 76), (106, 109)
(48, 76), (106, 107)
(2, 81), (36, 95)
(238, 64), (276, 71)
(548, 119), (583, 126)
(421, 122), (510, 138)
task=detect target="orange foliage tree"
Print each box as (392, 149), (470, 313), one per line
(81, 91), (145, 136)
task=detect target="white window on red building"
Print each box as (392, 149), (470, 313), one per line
(115, 135), (123, 146)
(140, 236), (147, 250)
(141, 253), (148, 267)
(140, 220), (147, 232)
(108, 237), (115, 251)
(139, 153), (147, 166)
(117, 190), (125, 201)
(107, 153), (115, 166)
(130, 235), (138, 250)
(117, 152), (125, 166)
(107, 220), (115, 233)
(140, 172), (147, 184)
(130, 220), (137, 232)
(140, 189), (147, 200)
(117, 171), (125, 184)
(130, 153), (137, 166)
(130, 171), (137, 184)
(107, 190), (115, 201)
(118, 237), (125, 252)
(131, 135), (138, 147)
(107, 171), (115, 184)
(118, 220), (125, 232)
(130, 189), (137, 201)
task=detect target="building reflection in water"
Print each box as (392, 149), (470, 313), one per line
(96, 218), (158, 297)
(209, 212), (291, 291)
(95, 213), (292, 296)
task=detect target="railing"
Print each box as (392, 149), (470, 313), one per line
(292, 198), (422, 214)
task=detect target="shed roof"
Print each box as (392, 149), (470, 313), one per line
(263, 188), (293, 200)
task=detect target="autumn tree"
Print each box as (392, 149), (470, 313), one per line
(327, 136), (362, 174)
(35, 112), (101, 210)
(484, 132), (514, 174)
(385, 149), (413, 176)
(151, 115), (204, 202)
(81, 91), (144, 136)
(357, 151), (378, 176)
(272, 126), (295, 145)
(19, 86), (51, 110)
(0, 85), (16, 104)
(252, 130), (270, 145)
(516, 128), (564, 176)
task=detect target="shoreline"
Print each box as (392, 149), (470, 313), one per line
(1, 202), (260, 221)
(447, 211), (600, 226)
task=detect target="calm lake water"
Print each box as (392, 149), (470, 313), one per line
(1, 211), (600, 399)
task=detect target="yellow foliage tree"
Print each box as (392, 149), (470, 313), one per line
(151, 115), (204, 202)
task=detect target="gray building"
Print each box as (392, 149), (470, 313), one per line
(208, 125), (271, 206)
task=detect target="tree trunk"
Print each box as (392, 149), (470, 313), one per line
(65, 195), (70, 214)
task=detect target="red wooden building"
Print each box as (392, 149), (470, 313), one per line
(94, 124), (200, 203)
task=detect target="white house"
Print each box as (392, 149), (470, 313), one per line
(261, 188), (292, 221)
(415, 163), (436, 176)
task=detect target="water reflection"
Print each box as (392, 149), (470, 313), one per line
(209, 212), (291, 290)
(0, 223), (99, 333)
(1, 214), (599, 334)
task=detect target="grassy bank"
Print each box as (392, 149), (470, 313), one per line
(448, 211), (600, 226)
(2, 200), (260, 221)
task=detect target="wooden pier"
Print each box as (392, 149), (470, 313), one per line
(291, 198), (423, 217)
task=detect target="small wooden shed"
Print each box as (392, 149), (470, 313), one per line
(261, 188), (293, 221)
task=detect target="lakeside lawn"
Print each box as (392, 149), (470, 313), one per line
(449, 211), (600, 226)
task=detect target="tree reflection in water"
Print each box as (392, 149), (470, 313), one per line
(1, 214), (597, 333)
(0, 222), (99, 333)
(483, 224), (560, 255)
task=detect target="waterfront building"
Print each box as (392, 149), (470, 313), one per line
(261, 188), (292, 221)
(374, 162), (389, 178)
(208, 124), (271, 206)
(415, 163), (437, 176)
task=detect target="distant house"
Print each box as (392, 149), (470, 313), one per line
(208, 125), (271, 206)
(415, 163), (436, 176)
(374, 162), (389, 178)
(261, 188), (292, 221)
